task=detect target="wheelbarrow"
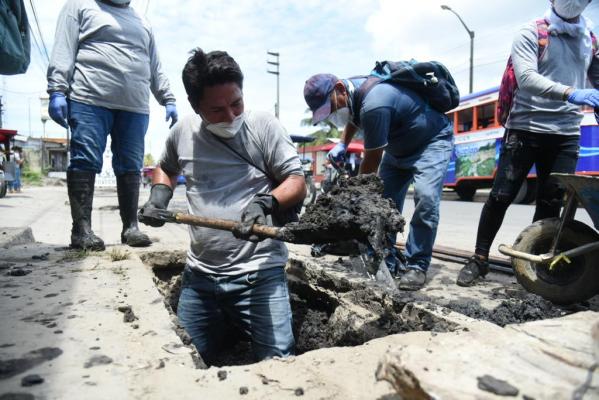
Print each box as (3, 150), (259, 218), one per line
(499, 173), (599, 304)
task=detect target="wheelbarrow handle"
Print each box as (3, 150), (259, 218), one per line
(173, 213), (282, 239)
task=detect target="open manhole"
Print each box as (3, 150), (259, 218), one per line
(141, 251), (456, 367)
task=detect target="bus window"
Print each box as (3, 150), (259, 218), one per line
(457, 108), (473, 133)
(477, 102), (496, 129)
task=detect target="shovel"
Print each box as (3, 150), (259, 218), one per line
(139, 208), (293, 242)
(138, 207), (398, 291)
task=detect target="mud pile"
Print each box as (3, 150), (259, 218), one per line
(445, 295), (565, 327)
(282, 174), (405, 256)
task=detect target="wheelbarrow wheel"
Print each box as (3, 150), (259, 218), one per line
(512, 217), (599, 305)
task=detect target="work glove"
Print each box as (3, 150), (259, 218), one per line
(48, 92), (68, 128)
(327, 142), (347, 164)
(232, 193), (278, 242)
(138, 184), (173, 227)
(165, 103), (178, 128)
(567, 89), (599, 107)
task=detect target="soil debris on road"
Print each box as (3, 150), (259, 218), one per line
(477, 375), (519, 396)
(117, 305), (138, 323)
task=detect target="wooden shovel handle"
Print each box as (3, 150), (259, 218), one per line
(174, 213), (282, 239)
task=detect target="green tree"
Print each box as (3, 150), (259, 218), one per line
(143, 153), (155, 167)
(300, 108), (340, 145)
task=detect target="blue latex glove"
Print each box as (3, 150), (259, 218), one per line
(165, 103), (178, 128)
(327, 142), (347, 164)
(567, 89), (599, 107)
(48, 92), (68, 128)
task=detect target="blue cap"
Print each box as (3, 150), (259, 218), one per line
(304, 73), (338, 125)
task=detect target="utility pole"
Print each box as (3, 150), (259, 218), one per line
(267, 51), (280, 119)
(441, 5), (475, 94)
(40, 95), (50, 170)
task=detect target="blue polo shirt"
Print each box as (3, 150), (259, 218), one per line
(353, 79), (453, 158)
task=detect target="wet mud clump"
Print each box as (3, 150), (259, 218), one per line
(446, 294), (564, 327)
(281, 175), (405, 253)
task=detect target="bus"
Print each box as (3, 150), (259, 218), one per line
(444, 86), (599, 202)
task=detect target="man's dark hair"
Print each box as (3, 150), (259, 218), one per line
(182, 48), (244, 107)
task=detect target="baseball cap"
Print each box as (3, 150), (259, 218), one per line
(304, 73), (338, 125)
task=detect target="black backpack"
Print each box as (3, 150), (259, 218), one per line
(352, 60), (460, 127)
(0, 0), (31, 75)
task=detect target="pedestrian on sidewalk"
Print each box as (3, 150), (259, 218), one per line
(46, 0), (178, 251)
(139, 49), (306, 364)
(11, 146), (23, 193)
(457, 0), (599, 286)
(304, 70), (454, 291)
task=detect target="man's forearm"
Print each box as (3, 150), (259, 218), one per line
(271, 174), (306, 210)
(359, 148), (384, 174)
(341, 123), (359, 146)
(151, 166), (178, 189)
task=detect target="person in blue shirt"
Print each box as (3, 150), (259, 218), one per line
(304, 73), (454, 290)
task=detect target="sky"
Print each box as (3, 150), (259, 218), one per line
(2, 0), (599, 159)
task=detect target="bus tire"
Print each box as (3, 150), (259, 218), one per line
(512, 217), (599, 304)
(455, 185), (476, 201)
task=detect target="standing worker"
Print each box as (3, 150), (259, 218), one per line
(139, 49), (305, 364)
(304, 70), (454, 291)
(11, 146), (23, 193)
(47, 0), (178, 251)
(457, 0), (599, 286)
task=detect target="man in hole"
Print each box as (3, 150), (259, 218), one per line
(139, 49), (306, 363)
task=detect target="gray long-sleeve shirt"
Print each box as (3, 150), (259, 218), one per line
(508, 20), (599, 135)
(47, 0), (175, 114)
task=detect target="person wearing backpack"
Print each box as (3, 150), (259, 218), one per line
(46, 0), (178, 251)
(304, 68), (455, 291)
(457, 0), (599, 287)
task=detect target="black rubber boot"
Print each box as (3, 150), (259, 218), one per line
(456, 255), (489, 287)
(117, 173), (151, 247)
(398, 268), (427, 291)
(67, 171), (105, 251)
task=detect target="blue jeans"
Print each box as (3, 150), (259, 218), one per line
(177, 266), (295, 363)
(379, 136), (453, 273)
(12, 166), (20, 190)
(67, 100), (149, 175)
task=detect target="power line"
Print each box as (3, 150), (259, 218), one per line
(26, 21), (48, 75)
(28, 0), (50, 64)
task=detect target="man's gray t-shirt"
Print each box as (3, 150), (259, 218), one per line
(159, 111), (303, 276)
(47, 0), (175, 114)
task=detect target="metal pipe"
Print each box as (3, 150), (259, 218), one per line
(499, 242), (599, 264)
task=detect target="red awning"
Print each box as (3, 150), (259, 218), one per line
(0, 129), (17, 143)
(302, 141), (364, 153)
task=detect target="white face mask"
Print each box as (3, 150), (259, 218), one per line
(553, 0), (590, 19)
(328, 107), (351, 129)
(205, 113), (245, 139)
